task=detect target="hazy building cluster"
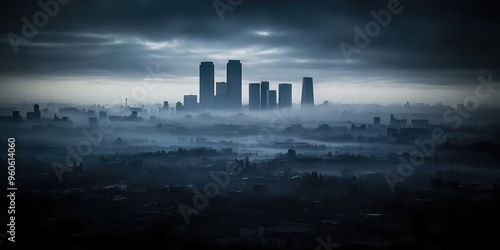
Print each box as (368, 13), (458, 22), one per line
(176, 60), (315, 112)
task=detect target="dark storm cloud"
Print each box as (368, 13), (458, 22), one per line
(1, 0), (499, 85)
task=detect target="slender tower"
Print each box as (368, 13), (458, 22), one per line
(279, 83), (292, 109)
(249, 83), (261, 111)
(199, 62), (214, 110)
(267, 90), (277, 110)
(301, 77), (314, 107)
(227, 60), (242, 110)
(260, 81), (269, 110)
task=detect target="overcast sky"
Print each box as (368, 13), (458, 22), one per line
(1, 0), (499, 106)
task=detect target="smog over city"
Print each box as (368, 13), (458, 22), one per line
(0, 0), (499, 249)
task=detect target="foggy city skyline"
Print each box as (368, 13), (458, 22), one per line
(1, 0), (499, 106)
(1, 1), (499, 249)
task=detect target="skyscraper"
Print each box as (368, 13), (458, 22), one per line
(374, 117), (381, 128)
(216, 82), (228, 95)
(249, 83), (260, 111)
(27, 104), (41, 121)
(176, 102), (184, 112)
(214, 81), (229, 109)
(301, 77), (314, 107)
(199, 62), (214, 110)
(267, 90), (277, 110)
(12, 111), (21, 122)
(184, 95), (198, 111)
(227, 60), (242, 110)
(279, 83), (292, 109)
(260, 81), (269, 110)
(163, 101), (169, 112)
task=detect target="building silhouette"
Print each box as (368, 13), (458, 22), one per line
(176, 101), (184, 112)
(12, 111), (21, 122)
(184, 95), (198, 111)
(301, 77), (314, 107)
(260, 81), (269, 110)
(34, 104), (40, 118)
(267, 90), (277, 110)
(89, 117), (98, 127)
(99, 111), (107, 120)
(214, 82), (229, 109)
(199, 62), (214, 110)
(390, 114), (407, 128)
(26, 104), (41, 121)
(227, 60), (242, 110)
(374, 117), (381, 128)
(279, 84), (292, 109)
(216, 81), (228, 95)
(249, 83), (261, 111)
(1, 111), (22, 122)
(163, 101), (169, 112)
(58, 107), (78, 116)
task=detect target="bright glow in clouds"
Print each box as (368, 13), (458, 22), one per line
(255, 31), (271, 36)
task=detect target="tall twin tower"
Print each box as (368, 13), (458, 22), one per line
(199, 60), (241, 110)
(199, 60), (314, 111)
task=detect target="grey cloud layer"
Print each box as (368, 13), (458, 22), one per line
(1, 0), (499, 86)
